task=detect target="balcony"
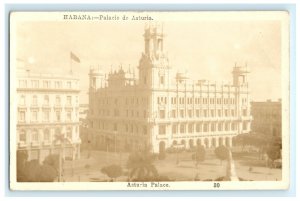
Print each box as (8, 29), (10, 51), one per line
(18, 142), (28, 149)
(31, 141), (40, 147)
(43, 141), (52, 146)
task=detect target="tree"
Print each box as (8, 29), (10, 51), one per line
(101, 164), (123, 181)
(214, 145), (229, 165)
(22, 160), (42, 182)
(17, 153), (58, 182)
(39, 164), (58, 182)
(43, 154), (60, 173)
(266, 137), (282, 167)
(192, 145), (205, 168)
(17, 150), (28, 182)
(127, 148), (158, 181)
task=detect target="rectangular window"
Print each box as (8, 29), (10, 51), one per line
(43, 81), (50, 88)
(55, 111), (61, 121)
(180, 124), (185, 133)
(18, 111), (26, 122)
(218, 123), (222, 131)
(243, 122), (247, 130)
(203, 124), (208, 132)
(225, 109), (229, 117)
(159, 110), (165, 119)
(203, 110), (207, 117)
(67, 96), (72, 105)
(188, 110), (192, 118)
(218, 109), (222, 117)
(159, 125), (166, 135)
(31, 80), (39, 88)
(211, 123), (215, 132)
(67, 81), (72, 89)
(31, 130), (39, 142)
(196, 109), (200, 117)
(225, 123), (229, 131)
(210, 110), (215, 117)
(160, 76), (165, 85)
(171, 110), (176, 118)
(231, 109), (235, 116)
(19, 130), (26, 142)
(188, 124), (193, 133)
(55, 96), (61, 105)
(19, 95), (26, 105)
(66, 127), (72, 139)
(19, 80), (27, 88)
(44, 130), (50, 142)
(243, 109), (247, 116)
(31, 111), (38, 122)
(231, 123), (236, 130)
(66, 111), (72, 121)
(55, 81), (62, 88)
(32, 96), (38, 106)
(172, 125), (177, 134)
(196, 124), (200, 132)
(43, 110), (50, 121)
(180, 110), (184, 118)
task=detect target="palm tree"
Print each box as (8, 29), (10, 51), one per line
(126, 148), (158, 181)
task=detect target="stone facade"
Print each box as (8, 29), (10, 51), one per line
(87, 23), (252, 153)
(16, 68), (81, 163)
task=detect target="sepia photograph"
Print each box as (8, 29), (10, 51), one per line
(9, 11), (290, 190)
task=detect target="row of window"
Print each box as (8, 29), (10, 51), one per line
(160, 108), (248, 118)
(90, 121), (148, 135)
(90, 107), (248, 119)
(18, 126), (78, 143)
(18, 109), (77, 123)
(93, 96), (149, 106)
(89, 120), (249, 136)
(19, 95), (78, 106)
(164, 97), (242, 105)
(19, 79), (76, 89)
(158, 122), (249, 135)
(91, 96), (248, 107)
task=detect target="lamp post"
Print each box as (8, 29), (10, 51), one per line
(54, 133), (74, 182)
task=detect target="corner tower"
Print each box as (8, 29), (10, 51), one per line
(138, 22), (171, 89)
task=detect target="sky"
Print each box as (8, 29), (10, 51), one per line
(14, 15), (282, 103)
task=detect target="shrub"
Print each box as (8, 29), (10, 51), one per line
(101, 164), (123, 181)
(214, 145), (229, 165)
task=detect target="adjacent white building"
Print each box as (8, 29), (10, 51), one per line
(16, 68), (81, 162)
(87, 23), (252, 153)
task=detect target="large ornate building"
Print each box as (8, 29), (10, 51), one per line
(16, 66), (81, 163)
(87, 23), (252, 153)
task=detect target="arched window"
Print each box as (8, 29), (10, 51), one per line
(19, 95), (25, 105)
(44, 129), (50, 142)
(31, 129), (39, 142)
(32, 95), (37, 105)
(19, 130), (26, 142)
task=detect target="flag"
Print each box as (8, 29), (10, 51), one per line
(70, 52), (80, 63)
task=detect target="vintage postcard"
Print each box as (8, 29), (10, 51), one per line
(9, 11), (290, 190)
